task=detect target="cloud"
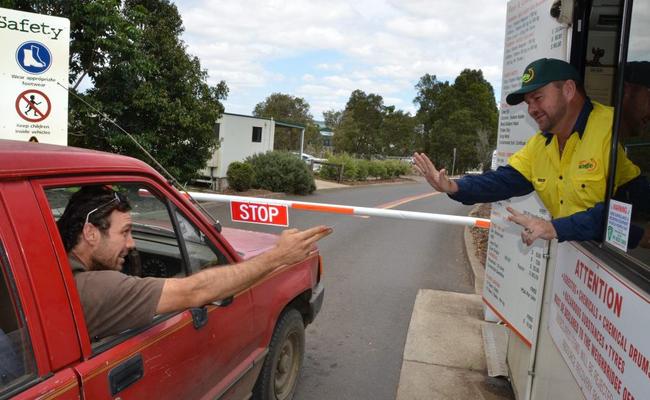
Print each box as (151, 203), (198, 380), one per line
(316, 63), (344, 71)
(175, 0), (507, 118)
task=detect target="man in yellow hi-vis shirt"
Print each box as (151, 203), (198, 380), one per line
(414, 58), (640, 246)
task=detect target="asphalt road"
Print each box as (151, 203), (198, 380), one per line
(204, 178), (474, 400)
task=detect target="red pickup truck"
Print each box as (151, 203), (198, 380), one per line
(0, 140), (324, 400)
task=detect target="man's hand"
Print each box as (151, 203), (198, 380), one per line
(271, 225), (333, 266)
(412, 152), (459, 194)
(507, 207), (557, 246)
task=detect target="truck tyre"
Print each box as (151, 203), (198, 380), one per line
(253, 308), (305, 400)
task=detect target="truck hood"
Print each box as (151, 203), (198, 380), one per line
(220, 227), (279, 259)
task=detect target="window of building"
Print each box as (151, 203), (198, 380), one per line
(252, 126), (262, 142)
(0, 242), (36, 394)
(214, 123), (221, 141)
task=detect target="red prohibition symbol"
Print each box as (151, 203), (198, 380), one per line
(15, 89), (52, 123)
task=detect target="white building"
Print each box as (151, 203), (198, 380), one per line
(199, 113), (306, 188)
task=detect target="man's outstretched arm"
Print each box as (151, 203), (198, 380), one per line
(413, 152), (534, 204)
(156, 225), (332, 313)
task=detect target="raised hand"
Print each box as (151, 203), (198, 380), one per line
(412, 152), (459, 194)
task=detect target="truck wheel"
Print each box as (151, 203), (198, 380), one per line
(253, 309), (305, 400)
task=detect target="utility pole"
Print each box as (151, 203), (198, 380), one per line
(451, 147), (457, 177)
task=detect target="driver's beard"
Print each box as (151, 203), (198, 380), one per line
(89, 254), (115, 271)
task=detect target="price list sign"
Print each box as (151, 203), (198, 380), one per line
(484, 0), (568, 346)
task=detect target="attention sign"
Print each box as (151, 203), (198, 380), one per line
(0, 7), (69, 144)
(230, 201), (289, 227)
(549, 243), (650, 400)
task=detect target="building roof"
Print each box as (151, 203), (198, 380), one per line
(314, 120), (334, 135)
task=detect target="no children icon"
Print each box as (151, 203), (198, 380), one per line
(15, 41), (52, 74)
(15, 89), (51, 123)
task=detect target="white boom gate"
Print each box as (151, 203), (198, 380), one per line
(186, 192), (491, 229)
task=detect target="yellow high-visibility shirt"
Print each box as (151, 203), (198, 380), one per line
(509, 101), (639, 218)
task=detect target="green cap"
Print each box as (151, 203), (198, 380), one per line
(624, 61), (650, 88)
(506, 58), (581, 105)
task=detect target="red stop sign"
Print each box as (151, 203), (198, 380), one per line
(230, 201), (289, 227)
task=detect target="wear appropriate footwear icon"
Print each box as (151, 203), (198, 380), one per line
(16, 41), (52, 74)
(23, 45), (46, 68)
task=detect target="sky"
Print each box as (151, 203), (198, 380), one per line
(175, 0), (508, 121)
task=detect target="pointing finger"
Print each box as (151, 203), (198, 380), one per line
(298, 225), (333, 240)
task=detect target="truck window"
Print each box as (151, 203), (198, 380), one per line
(46, 183), (190, 279)
(604, 2), (650, 267)
(46, 183), (200, 347)
(0, 242), (36, 394)
(173, 208), (229, 272)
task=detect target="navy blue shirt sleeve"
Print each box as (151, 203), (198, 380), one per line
(448, 165), (534, 205)
(551, 203), (604, 242)
(551, 175), (648, 248)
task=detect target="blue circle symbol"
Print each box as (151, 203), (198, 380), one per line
(16, 41), (52, 74)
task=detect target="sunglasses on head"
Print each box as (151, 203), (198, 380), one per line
(84, 192), (122, 225)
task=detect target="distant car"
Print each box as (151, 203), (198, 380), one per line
(292, 152), (326, 171)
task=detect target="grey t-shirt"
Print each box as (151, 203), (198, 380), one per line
(69, 256), (165, 341)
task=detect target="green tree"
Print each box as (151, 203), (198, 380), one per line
(323, 109), (343, 131)
(413, 74), (454, 155)
(253, 93), (320, 152)
(334, 90), (385, 157)
(5, 0), (228, 184)
(413, 69), (497, 172)
(382, 109), (416, 156)
(453, 69), (498, 170)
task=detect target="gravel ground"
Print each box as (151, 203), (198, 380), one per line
(469, 203), (491, 268)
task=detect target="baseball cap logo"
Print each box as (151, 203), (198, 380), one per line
(522, 68), (535, 84)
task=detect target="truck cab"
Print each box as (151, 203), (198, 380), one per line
(0, 139), (324, 400)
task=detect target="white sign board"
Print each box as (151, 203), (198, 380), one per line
(606, 200), (632, 252)
(483, 0), (568, 346)
(549, 242), (650, 400)
(0, 7), (70, 145)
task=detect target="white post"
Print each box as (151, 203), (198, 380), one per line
(300, 128), (305, 158)
(451, 147), (457, 177)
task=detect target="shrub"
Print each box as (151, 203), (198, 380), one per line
(226, 161), (255, 191)
(385, 160), (403, 178)
(319, 156), (340, 181)
(246, 151), (316, 195)
(397, 161), (411, 176)
(320, 154), (357, 181)
(368, 160), (387, 179)
(356, 159), (370, 181)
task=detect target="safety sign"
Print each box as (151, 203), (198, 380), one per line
(231, 201), (289, 227)
(15, 40), (51, 74)
(1, 7), (69, 145)
(15, 89), (51, 122)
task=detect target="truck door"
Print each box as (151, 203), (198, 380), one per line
(0, 185), (81, 400)
(37, 178), (258, 400)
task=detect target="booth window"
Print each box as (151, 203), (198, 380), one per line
(603, 1), (650, 270)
